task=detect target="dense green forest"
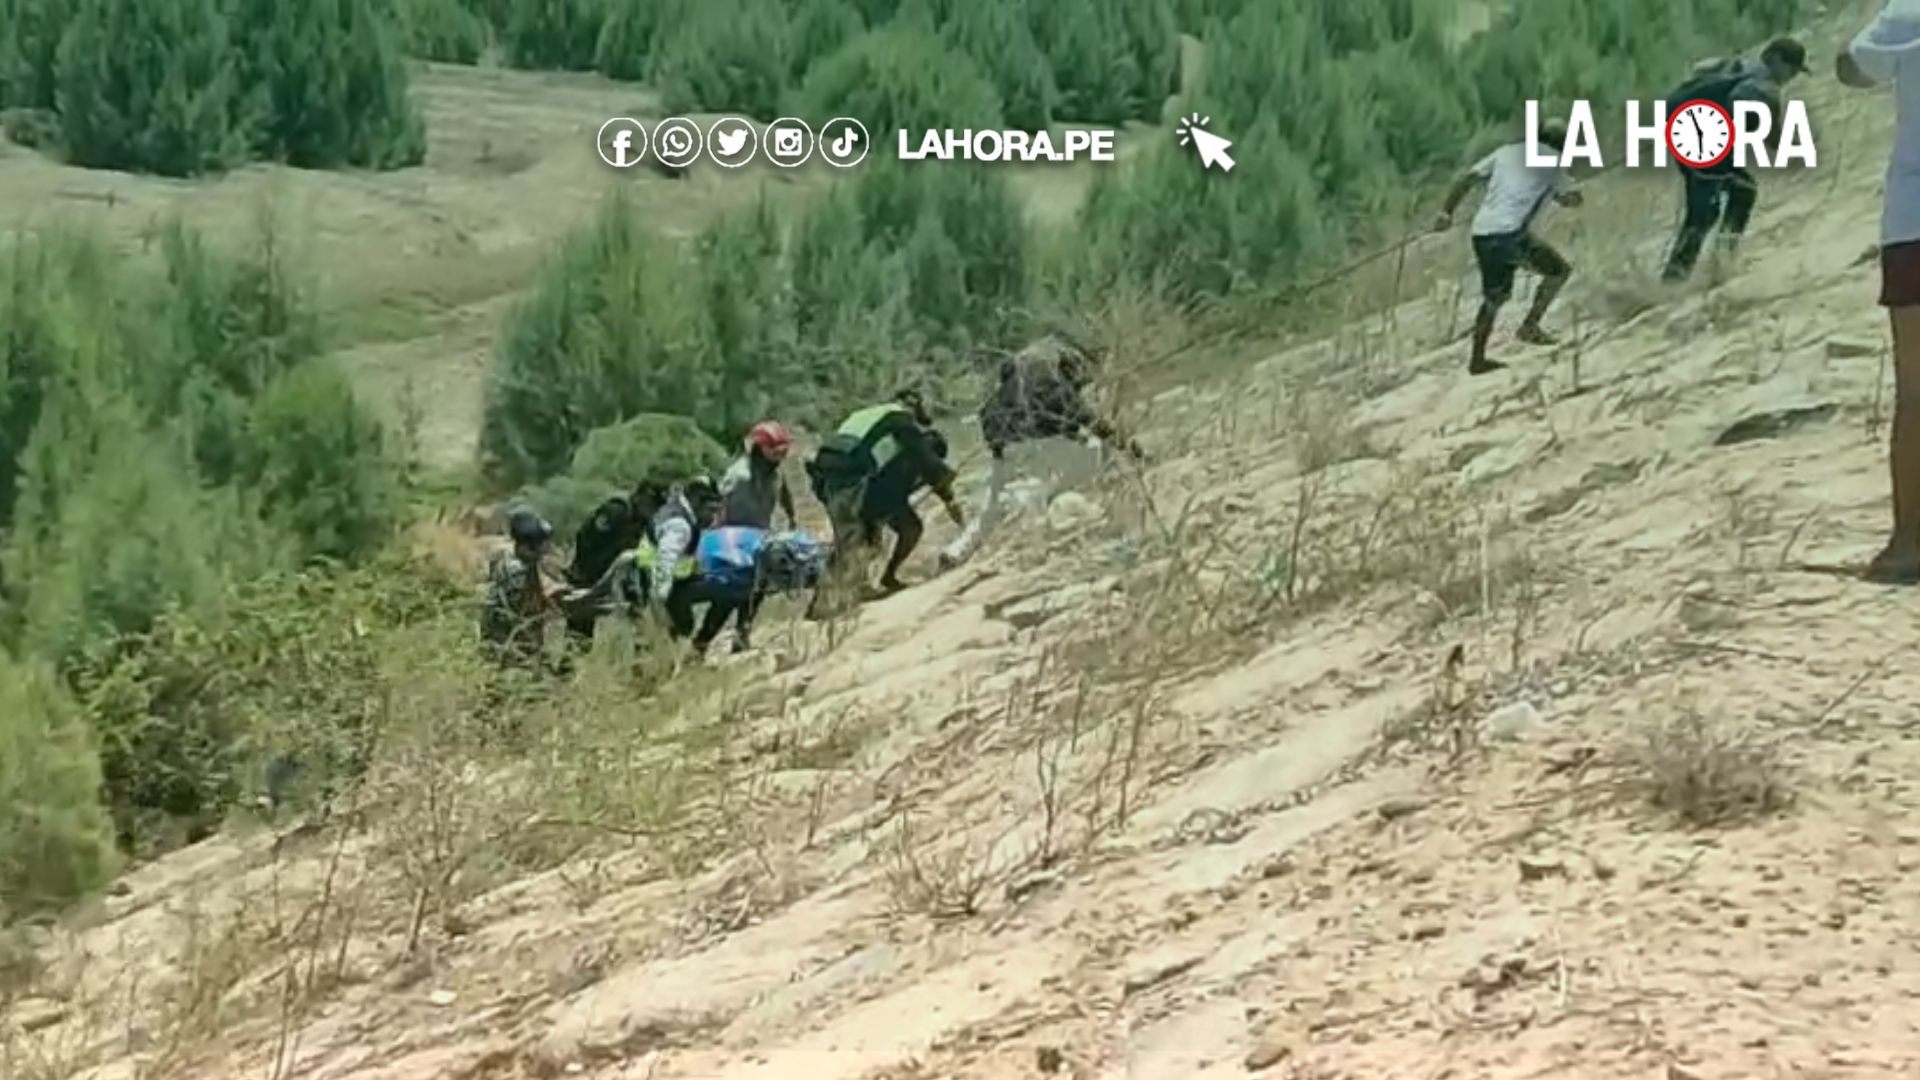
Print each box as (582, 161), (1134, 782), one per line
(0, 0), (1800, 918)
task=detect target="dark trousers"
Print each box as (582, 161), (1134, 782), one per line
(666, 577), (761, 652)
(1663, 166), (1756, 281)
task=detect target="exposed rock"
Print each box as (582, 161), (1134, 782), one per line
(428, 989), (458, 1007)
(1037, 1046), (1065, 1073)
(1005, 870), (1062, 903)
(1376, 796), (1428, 822)
(1826, 335), (1878, 359)
(1047, 491), (1102, 533)
(1714, 402), (1838, 446)
(1123, 954), (1204, 996)
(1244, 1034), (1294, 1071)
(6, 997), (67, 1035)
(1485, 701), (1545, 743)
(1518, 854), (1568, 882)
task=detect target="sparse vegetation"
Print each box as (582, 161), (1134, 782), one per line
(1632, 708), (1793, 827)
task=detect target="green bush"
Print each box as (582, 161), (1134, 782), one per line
(241, 364), (406, 563)
(230, 0), (427, 169)
(520, 413), (729, 536)
(792, 25), (1003, 142)
(786, 0), (865, 82)
(1030, 0), (1176, 124)
(593, 0), (673, 80)
(650, 0), (789, 119)
(480, 192), (715, 487)
(0, 0), (65, 110)
(396, 0), (491, 64)
(0, 650), (117, 913)
(932, 0), (1057, 130)
(502, 0), (604, 70)
(54, 0), (247, 176)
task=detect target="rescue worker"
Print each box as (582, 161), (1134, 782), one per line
(1434, 119), (1582, 375)
(1660, 37), (1808, 281)
(682, 527), (829, 654)
(940, 334), (1146, 570)
(480, 507), (563, 667)
(652, 476), (724, 637)
(719, 420), (799, 530)
(564, 492), (639, 643)
(806, 389), (963, 596)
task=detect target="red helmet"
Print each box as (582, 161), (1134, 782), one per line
(747, 420), (792, 460)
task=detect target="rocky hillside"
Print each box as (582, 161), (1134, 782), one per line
(8, 33), (1920, 1080)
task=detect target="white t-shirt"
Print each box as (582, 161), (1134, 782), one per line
(1468, 143), (1570, 237)
(1849, 1), (1920, 245)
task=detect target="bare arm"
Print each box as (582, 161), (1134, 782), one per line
(1434, 172), (1479, 227)
(1838, 51), (1876, 87)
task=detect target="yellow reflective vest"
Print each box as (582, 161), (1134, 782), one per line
(836, 402), (910, 470)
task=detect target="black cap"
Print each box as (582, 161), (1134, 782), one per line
(1762, 36), (1808, 74)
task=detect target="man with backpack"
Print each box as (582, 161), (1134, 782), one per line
(938, 333), (1146, 570)
(1661, 36), (1809, 282)
(805, 388), (962, 597)
(677, 526), (829, 653)
(1434, 120), (1583, 375)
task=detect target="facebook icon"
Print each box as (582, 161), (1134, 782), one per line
(597, 117), (648, 168)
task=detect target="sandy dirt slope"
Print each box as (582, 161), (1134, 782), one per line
(9, 39), (1920, 1080)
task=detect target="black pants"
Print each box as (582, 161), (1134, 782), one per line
(1472, 231), (1569, 309)
(666, 577), (761, 652)
(1663, 166), (1756, 281)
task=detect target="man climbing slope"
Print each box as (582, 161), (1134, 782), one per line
(1434, 120), (1582, 376)
(481, 507), (563, 668)
(806, 389), (962, 596)
(1661, 37), (1809, 282)
(1839, 3), (1920, 583)
(651, 475), (721, 615)
(719, 420), (799, 530)
(940, 334), (1146, 570)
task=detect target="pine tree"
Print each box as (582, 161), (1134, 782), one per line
(54, 0), (245, 177)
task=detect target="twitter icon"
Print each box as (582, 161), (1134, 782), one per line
(706, 117), (757, 167)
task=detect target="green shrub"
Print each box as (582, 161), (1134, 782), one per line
(53, 0), (247, 176)
(0, 650), (117, 913)
(932, 0), (1057, 130)
(479, 192), (715, 487)
(230, 0), (427, 169)
(792, 25), (1003, 142)
(502, 0), (604, 70)
(1030, 0), (1175, 124)
(396, 0), (491, 64)
(241, 364), (406, 563)
(520, 413), (729, 535)
(593, 0), (674, 80)
(786, 0), (865, 82)
(650, 0), (789, 119)
(0, 0), (65, 110)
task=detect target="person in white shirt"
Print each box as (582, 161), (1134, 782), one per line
(1433, 120), (1583, 375)
(1839, 0), (1920, 583)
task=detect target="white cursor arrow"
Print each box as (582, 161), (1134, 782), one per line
(1176, 113), (1234, 172)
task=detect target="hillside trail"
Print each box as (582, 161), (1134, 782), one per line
(14, 76), (1920, 1080)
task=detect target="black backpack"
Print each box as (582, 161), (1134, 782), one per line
(1665, 60), (1745, 118)
(568, 495), (633, 586)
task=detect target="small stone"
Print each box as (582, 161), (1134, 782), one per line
(1668, 1065), (1705, 1080)
(1731, 913), (1750, 928)
(1409, 923), (1446, 941)
(428, 989), (458, 1007)
(1244, 1035), (1294, 1071)
(1485, 701), (1545, 743)
(1589, 855), (1616, 881)
(1259, 855), (1295, 879)
(1037, 1046), (1065, 1073)
(1826, 336), (1879, 359)
(1825, 911), (1848, 930)
(1518, 854), (1567, 882)
(1376, 797), (1428, 822)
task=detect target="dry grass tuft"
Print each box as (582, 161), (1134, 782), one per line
(1630, 708), (1793, 827)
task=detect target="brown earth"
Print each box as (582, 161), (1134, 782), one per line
(7, 26), (1920, 1080)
